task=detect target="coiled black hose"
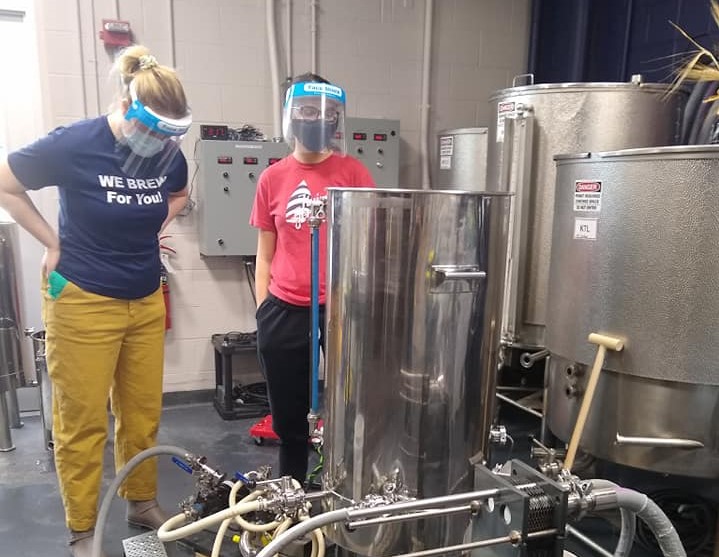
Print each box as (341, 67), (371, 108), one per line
(635, 490), (716, 557)
(229, 382), (269, 419)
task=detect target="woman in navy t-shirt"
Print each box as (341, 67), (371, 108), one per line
(0, 45), (191, 557)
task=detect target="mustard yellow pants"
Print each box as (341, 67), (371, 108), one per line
(43, 278), (165, 531)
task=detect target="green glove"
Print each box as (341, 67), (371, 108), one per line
(47, 270), (69, 300)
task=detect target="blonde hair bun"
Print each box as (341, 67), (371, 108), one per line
(112, 45), (189, 119)
(117, 45), (156, 82)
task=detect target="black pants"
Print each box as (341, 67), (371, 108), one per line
(256, 293), (325, 483)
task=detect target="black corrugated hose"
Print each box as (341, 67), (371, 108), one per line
(231, 382), (270, 418)
(635, 490), (716, 557)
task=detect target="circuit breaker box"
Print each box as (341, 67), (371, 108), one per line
(197, 118), (400, 256)
(197, 140), (290, 256)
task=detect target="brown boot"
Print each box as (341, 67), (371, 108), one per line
(68, 529), (108, 557)
(126, 499), (170, 530)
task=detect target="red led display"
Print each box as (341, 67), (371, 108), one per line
(353, 132), (367, 140)
(373, 133), (387, 141)
(243, 157), (258, 165)
(200, 124), (229, 140)
(217, 156), (233, 164)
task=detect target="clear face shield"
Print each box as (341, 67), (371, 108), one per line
(120, 81), (192, 177)
(282, 82), (346, 156)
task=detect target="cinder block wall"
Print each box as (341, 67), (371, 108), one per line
(27, 0), (529, 391)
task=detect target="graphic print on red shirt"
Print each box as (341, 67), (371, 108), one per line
(284, 180), (312, 225)
(249, 154), (375, 306)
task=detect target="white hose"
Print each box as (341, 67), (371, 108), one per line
(256, 509), (347, 557)
(211, 517), (233, 557)
(157, 501), (262, 542)
(314, 529), (325, 557)
(299, 512), (325, 557)
(285, 0), (292, 78)
(92, 445), (195, 557)
(587, 480), (685, 557)
(267, 518), (294, 557)
(310, 0), (317, 74)
(588, 479), (636, 556)
(274, 517), (294, 537)
(230, 482), (283, 532)
(266, 0), (282, 138)
(215, 477), (303, 556)
(231, 478), (303, 533)
(419, 0), (433, 189)
(615, 487), (686, 557)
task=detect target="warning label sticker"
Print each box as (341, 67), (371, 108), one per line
(439, 136), (454, 156)
(440, 155), (452, 169)
(496, 101), (516, 143)
(574, 218), (598, 240)
(573, 180), (602, 212)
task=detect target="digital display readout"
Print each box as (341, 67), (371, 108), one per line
(200, 124), (229, 140)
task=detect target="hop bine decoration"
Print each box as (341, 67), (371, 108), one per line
(669, 0), (719, 103)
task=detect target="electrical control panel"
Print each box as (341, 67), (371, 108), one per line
(345, 117), (400, 188)
(197, 118), (400, 256)
(197, 140), (290, 256)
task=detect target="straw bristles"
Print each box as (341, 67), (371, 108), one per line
(667, 2), (719, 108)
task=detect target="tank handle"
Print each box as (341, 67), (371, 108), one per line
(430, 265), (486, 287)
(512, 73), (535, 87)
(615, 433), (704, 449)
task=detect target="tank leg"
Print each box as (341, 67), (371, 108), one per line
(6, 376), (23, 429)
(0, 390), (15, 451)
(540, 355), (552, 445)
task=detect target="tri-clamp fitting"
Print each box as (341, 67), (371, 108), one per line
(307, 196), (327, 228)
(529, 436), (565, 479)
(560, 469), (617, 520)
(262, 475), (309, 517)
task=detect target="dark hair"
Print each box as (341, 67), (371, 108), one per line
(292, 72), (330, 85)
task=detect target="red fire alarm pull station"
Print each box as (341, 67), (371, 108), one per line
(99, 20), (132, 47)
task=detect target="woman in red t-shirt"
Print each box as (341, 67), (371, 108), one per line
(250, 73), (375, 483)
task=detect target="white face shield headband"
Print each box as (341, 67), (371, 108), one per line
(120, 80), (192, 177)
(282, 82), (346, 156)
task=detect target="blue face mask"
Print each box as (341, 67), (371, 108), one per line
(291, 119), (338, 152)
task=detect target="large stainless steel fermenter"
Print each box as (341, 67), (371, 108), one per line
(0, 214), (27, 451)
(545, 146), (719, 478)
(486, 77), (686, 349)
(323, 188), (510, 556)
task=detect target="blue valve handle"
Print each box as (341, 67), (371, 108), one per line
(172, 456), (193, 474)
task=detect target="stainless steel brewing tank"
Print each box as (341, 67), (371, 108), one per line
(0, 217), (26, 391)
(486, 80), (686, 349)
(545, 146), (719, 478)
(323, 188), (510, 556)
(434, 127), (488, 190)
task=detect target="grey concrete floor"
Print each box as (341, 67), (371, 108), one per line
(0, 398), (713, 556)
(0, 401), (278, 557)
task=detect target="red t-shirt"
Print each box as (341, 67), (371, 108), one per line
(250, 153), (375, 306)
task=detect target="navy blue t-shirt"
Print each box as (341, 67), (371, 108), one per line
(8, 116), (187, 299)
